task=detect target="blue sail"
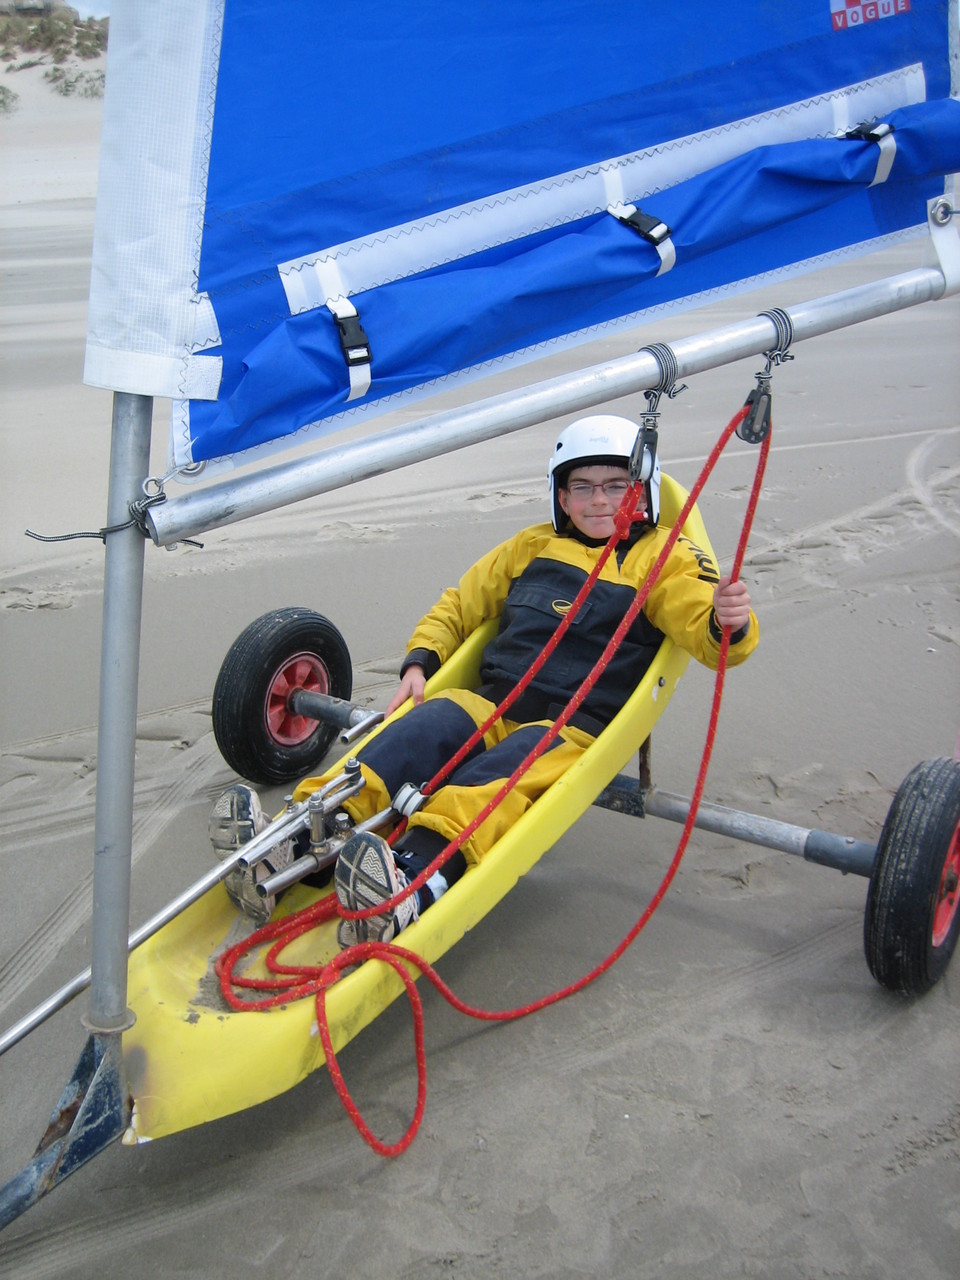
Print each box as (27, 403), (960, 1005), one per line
(82, 1), (959, 469)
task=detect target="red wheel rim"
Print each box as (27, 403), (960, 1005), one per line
(932, 818), (960, 949)
(264, 651), (330, 746)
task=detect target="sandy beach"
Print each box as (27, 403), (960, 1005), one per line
(1, 59), (959, 1279)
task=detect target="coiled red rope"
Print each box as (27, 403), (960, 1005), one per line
(216, 403), (770, 1157)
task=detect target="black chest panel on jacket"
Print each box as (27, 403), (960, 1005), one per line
(479, 556), (663, 729)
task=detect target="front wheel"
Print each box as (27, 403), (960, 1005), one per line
(864, 757), (960, 995)
(212, 607), (353, 785)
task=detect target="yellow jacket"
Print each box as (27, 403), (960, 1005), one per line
(404, 521), (758, 732)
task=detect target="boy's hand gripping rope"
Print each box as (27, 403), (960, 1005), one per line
(216, 396), (771, 1159)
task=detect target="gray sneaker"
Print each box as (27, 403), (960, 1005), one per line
(334, 831), (419, 947)
(335, 915), (362, 949)
(208, 783), (293, 925)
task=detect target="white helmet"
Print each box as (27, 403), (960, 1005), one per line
(547, 414), (660, 533)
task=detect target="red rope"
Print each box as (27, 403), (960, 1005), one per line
(216, 407), (770, 1158)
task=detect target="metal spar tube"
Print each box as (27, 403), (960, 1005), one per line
(145, 265), (948, 548)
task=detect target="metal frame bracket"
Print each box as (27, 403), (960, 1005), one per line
(0, 1034), (129, 1230)
(928, 195), (960, 297)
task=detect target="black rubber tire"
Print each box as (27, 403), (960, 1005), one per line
(212, 607), (353, 785)
(864, 757), (960, 995)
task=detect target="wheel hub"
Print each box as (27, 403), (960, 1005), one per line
(265, 651), (330, 746)
(932, 822), (960, 949)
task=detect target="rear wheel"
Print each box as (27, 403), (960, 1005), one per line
(864, 757), (960, 995)
(212, 608), (352, 785)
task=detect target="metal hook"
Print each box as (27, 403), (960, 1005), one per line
(738, 309), (794, 445)
(758, 307), (795, 369)
(639, 342), (687, 427)
(141, 461), (206, 499)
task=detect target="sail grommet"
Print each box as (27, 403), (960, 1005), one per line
(930, 197), (955, 227)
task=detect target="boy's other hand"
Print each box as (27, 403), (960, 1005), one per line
(713, 575), (751, 631)
(386, 665), (427, 716)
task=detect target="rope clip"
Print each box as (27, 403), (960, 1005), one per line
(640, 379), (686, 424)
(634, 341), (685, 479)
(629, 421), (659, 484)
(738, 309), (794, 444)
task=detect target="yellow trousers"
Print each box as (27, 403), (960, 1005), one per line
(293, 689), (594, 864)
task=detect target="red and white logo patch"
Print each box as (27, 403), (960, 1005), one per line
(831, 0), (911, 31)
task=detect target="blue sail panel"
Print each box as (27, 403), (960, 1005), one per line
(80, 1), (958, 469)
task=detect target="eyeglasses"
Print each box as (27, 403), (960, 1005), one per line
(564, 479), (632, 500)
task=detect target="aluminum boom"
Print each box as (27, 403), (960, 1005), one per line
(147, 248), (955, 549)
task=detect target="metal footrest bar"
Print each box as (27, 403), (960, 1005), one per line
(257, 805), (396, 899)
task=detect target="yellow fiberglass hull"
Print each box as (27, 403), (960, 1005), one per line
(122, 476), (705, 1142)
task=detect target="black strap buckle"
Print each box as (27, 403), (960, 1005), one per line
(334, 311), (371, 367)
(844, 120), (893, 143)
(619, 208), (672, 246)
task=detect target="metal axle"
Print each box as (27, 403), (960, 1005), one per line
(594, 777), (877, 877)
(287, 688), (384, 743)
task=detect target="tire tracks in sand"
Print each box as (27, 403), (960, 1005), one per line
(0, 715), (233, 1018)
